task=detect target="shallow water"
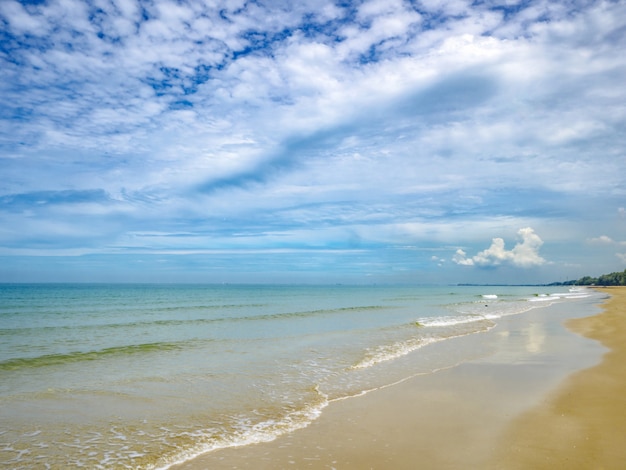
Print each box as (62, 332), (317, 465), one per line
(0, 284), (596, 469)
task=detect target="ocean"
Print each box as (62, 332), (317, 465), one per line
(0, 283), (596, 469)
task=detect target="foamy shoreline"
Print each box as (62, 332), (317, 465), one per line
(172, 288), (609, 469)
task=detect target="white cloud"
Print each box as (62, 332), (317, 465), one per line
(453, 227), (546, 268)
(0, 0), (50, 34)
(588, 236), (626, 248)
(452, 249), (474, 266)
(589, 235), (615, 244)
(1, 0), (626, 282)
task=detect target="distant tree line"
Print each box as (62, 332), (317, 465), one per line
(550, 269), (626, 286)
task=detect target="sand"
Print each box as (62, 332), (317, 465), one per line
(173, 288), (624, 469)
(491, 287), (626, 469)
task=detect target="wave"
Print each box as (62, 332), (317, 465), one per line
(351, 316), (495, 370)
(152, 392), (329, 470)
(350, 290), (578, 373)
(248, 305), (389, 322)
(347, 288), (590, 373)
(527, 294), (557, 302)
(0, 305), (390, 336)
(0, 342), (186, 371)
(418, 314), (499, 327)
(527, 290), (592, 302)
(150, 303), (269, 312)
(350, 337), (441, 370)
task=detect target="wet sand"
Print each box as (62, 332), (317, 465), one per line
(491, 287), (626, 469)
(173, 289), (622, 469)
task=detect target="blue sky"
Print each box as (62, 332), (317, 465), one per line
(1, 0), (625, 284)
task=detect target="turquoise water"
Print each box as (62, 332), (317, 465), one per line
(0, 284), (594, 469)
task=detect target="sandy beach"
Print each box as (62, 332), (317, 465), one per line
(491, 287), (626, 469)
(173, 287), (624, 469)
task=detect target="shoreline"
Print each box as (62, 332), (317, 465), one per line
(172, 288), (618, 469)
(490, 286), (626, 468)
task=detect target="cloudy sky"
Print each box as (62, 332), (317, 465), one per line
(1, 0), (625, 284)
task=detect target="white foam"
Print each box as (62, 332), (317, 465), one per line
(482, 294), (498, 299)
(527, 291), (590, 302)
(528, 295), (557, 302)
(419, 315), (497, 327)
(350, 337), (440, 370)
(152, 396), (328, 470)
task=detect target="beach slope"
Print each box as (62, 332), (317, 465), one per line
(492, 287), (626, 469)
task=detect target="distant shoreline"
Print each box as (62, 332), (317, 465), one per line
(456, 283), (567, 286)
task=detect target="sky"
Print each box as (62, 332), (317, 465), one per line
(1, 0), (625, 284)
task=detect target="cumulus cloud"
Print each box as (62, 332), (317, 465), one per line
(453, 227), (546, 268)
(452, 249), (474, 266)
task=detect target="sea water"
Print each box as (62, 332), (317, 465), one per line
(0, 284), (596, 469)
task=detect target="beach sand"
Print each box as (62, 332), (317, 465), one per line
(173, 288), (624, 469)
(491, 287), (626, 469)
